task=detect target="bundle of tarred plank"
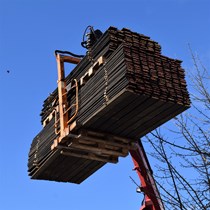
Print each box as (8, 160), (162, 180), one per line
(28, 26), (190, 184)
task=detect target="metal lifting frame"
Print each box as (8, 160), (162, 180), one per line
(53, 54), (81, 147)
(129, 140), (165, 210)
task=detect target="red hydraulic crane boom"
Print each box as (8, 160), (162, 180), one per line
(130, 140), (165, 210)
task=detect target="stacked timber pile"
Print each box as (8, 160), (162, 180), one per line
(28, 27), (190, 184)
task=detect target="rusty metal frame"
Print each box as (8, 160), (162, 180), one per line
(53, 54), (81, 147)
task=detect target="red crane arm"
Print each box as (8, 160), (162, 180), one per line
(129, 140), (165, 210)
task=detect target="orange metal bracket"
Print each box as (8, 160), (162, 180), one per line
(53, 54), (81, 146)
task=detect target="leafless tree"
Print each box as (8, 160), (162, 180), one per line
(143, 49), (210, 210)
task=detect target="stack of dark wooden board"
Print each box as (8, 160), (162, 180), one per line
(28, 26), (190, 184)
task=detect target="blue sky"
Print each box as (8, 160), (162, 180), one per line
(0, 1), (209, 210)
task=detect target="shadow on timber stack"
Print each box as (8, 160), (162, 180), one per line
(28, 26), (190, 184)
